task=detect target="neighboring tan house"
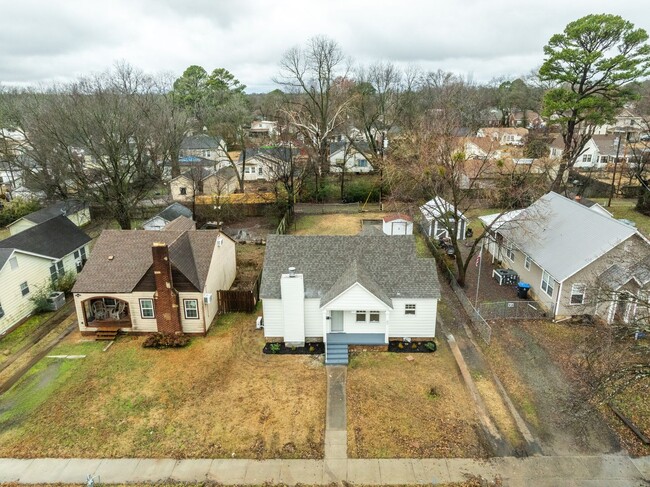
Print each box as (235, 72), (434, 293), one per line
(179, 134), (228, 166)
(461, 137), (502, 159)
(479, 192), (650, 320)
(259, 235), (440, 365)
(170, 166), (238, 203)
(143, 203), (194, 231)
(329, 142), (374, 173)
(592, 107), (644, 136)
(0, 216), (91, 334)
(248, 120), (278, 139)
(420, 197), (469, 241)
(72, 228), (237, 338)
(476, 127), (528, 146)
(237, 147), (298, 181)
(7, 200), (90, 236)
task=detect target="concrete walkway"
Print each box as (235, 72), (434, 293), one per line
(324, 365), (347, 465)
(0, 455), (648, 485)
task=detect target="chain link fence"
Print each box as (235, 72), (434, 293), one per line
(478, 300), (551, 320)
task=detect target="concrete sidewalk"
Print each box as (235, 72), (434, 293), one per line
(324, 366), (347, 462)
(0, 455), (648, 485)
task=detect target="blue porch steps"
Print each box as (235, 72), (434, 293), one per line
(325, 343), (349, 365)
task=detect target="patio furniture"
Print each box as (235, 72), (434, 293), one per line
(111, 301), (127, 320)
(92, 301), (107, 320)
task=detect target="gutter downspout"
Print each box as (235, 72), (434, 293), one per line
(553, 281), (563, 320)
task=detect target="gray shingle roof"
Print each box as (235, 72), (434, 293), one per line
(158, 203), (193, 222)
(180, 134), (223, 150)
(0, 215), (91, 264)
(0, 248), (14, 272)
(12, 199), (87, 225)
(72, 229), (222, 293)
(498, 192), (640, 282)
(260, 235), (440, 304)
(164, 216), (196, 232)
(599, 255), (650, 291)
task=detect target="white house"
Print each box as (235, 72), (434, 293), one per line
(142, 203), (194, 231)
(72, 228), (237, 338)
(479, 192), (650, 320)
(259, 235), (441, 365)
(0, 216), (91, 334)
(8, 200), (90, 236)
(329, 142), (374, 173)
(249, 120), (278, 138)
(420, 197), (469, 241)
(549, 134), (631, 169)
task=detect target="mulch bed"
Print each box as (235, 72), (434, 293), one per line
(388, 340), (437, 353)
(262, 342), (325, 355)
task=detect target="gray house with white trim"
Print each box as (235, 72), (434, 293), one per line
(480, 192), (650, 321)
(259, 235), (440, 364)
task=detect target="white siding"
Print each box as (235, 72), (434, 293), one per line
(201, 234), (237, 330)
(262, 299), (284, 338)
(323, 283), (391, 312)
(338, 310), (385, 334)
(388, 298), (437, 338)
(179, 293), (205, 333)
(304, 299), (322, 337)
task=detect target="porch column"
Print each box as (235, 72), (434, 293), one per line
(322, 310), (328, 343)
(385, 310), (390, 343)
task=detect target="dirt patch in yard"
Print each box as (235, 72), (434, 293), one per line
(231, 242), (265, 291)
(485, 320), (620, 455)
(0, 312), (326, 459)
(347, 340), (489, 459)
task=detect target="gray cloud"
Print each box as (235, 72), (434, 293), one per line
(1, 0), (649, 91)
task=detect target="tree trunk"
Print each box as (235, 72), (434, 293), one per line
(239, 149), (246, 192)
(551, 161), (568, 192)
(171, 148), (180, 179)
(340, 167), (345, 201)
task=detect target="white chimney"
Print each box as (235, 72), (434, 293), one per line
(281, 269), (305, 346)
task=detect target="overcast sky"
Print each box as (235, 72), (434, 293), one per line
(2, 0), (649, 93)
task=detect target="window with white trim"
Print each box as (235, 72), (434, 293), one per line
(356, 310), (367, 322)
(582, 153), (592, 163)
(20, 281), (30, 297)
(184, 299), (199, 319)
(405, 304), (416, 315)
(570, 283), (586, 305)
(139, 299), (155, 318)
(369, 311), (380, 323)
(505, 243), (515, 262)
(541, 271), (554, 297)
(524, 255), (532, 270)
(9, 256), (18, 270)
(49, 260), (65, 281)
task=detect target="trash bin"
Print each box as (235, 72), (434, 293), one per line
(517, 282), (531, 299)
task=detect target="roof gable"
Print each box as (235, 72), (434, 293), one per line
(9, 199), (87, 227)
(321, 259), (393, 308)
(0, 215), (91, 260)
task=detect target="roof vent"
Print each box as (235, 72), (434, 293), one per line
(108, 255), (114, 261)
(288, 266), (296, 277)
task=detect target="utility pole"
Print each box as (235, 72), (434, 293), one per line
(607, 130), (624, 208)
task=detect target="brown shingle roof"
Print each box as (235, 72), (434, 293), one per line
(72, 229), (222, 293)
(164, 216), (196, 232)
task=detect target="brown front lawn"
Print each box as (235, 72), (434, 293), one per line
(0, 311), (326, 459)
(347, 340), (488, 458)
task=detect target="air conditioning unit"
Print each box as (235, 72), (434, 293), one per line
(203, 293), (213, 305)
(256, 316), (264, 329)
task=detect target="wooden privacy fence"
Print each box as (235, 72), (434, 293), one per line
(217, 272), (262, 314)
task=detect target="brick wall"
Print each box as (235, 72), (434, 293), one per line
(152, 242), (182, 333)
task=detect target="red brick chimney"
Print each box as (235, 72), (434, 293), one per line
(152, 242), (182, 334)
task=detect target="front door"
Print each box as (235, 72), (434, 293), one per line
(330, 311), (344, 332)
